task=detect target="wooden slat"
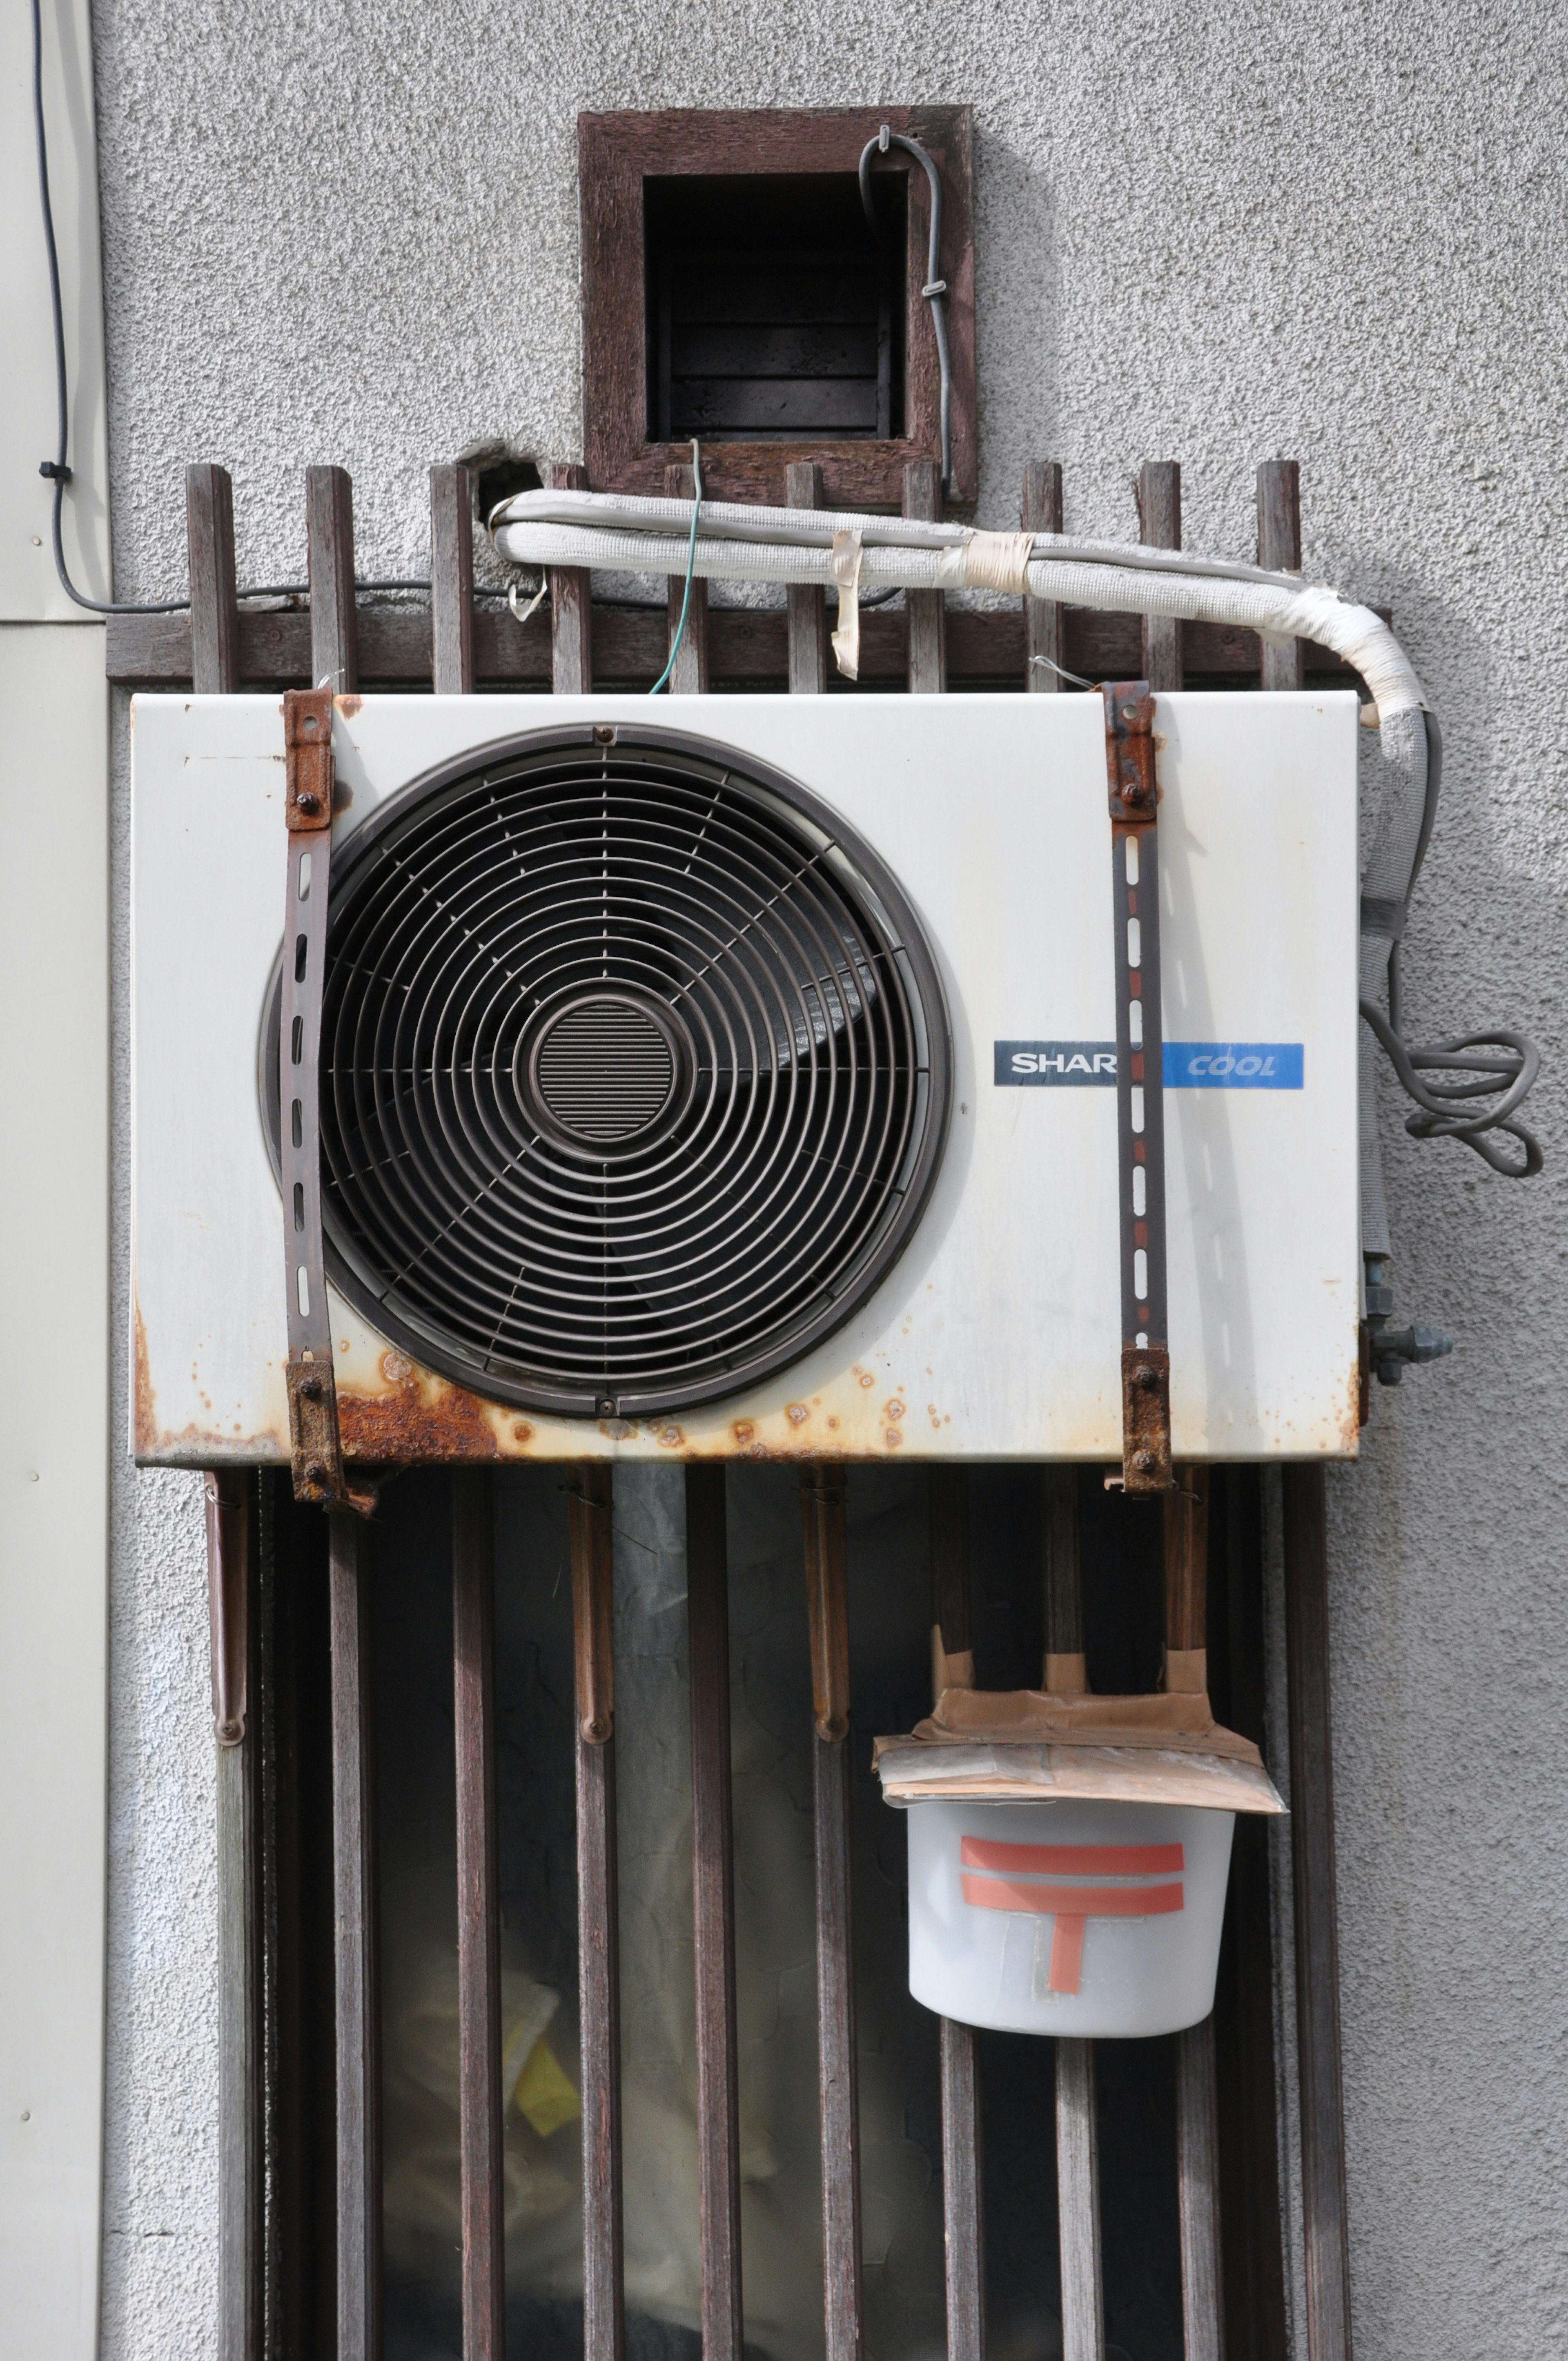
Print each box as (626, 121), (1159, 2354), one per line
(1282, 1466), (1354, 2361)
(329, 1510), (380, 2361)
(1056, 2038), (1105, 2361)
(1023, 461), (1064, 692)
(939, 2017), (984, 2361)
(664, 460), (710, 693)
(675, 380), (882, 435)
(1044, 1470), (1104, 2360)
(928, 1466), (982, 2361)
(1165, 1460), (1225, 2352)
(194, 462), (256, 2355)
(1208, 1468), (1290, 2361)
(929, 1465), (972, 1696)
(549, 459), (595, 694)
(216, 1708), (260, 2361)
(904, 460), (947, 693)
(1138, 461), (1183, 691)
(453, 1472), (503, 2361)
(673, 319), (881, 371)
(430, 463), (476, 695)
(1164, 1464), (1211, 1682)
(306, 466), (359, 695)
(186, 463), (240, 693)
(786, 460), (827, 695)
(1178, 2011), (1226, 2361)
(800, 1466), (863, 2361)
(105, 598), (1371, 690)
(1257, 461), (1305, 691)
(207, 1469), (261, 2361)
(686, 1464), (742, 2361)
(569, 1463), (625, 2361)
(1041, 1464), (1085, 1693)
(668, 271), (883, 329)
(1236, 472), (1304, 2360)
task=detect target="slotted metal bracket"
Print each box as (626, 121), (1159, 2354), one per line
(281, 688), (374, 1515)
(1105, 681), (1173, 1494)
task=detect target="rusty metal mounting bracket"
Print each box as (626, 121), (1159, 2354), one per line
(1105, 681), (1173, 1493)
(281, 688), (374, 1515)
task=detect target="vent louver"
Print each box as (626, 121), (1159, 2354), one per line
(266, 728), (949, 1417)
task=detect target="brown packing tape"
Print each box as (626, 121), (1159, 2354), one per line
(1044, 1651), (1087, 1695)
(1163, 1647), (1207, 1696)
(912, 1682), (1263, 1764)
(931, 1628), (975, 1697)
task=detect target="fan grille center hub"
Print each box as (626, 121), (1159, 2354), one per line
(529, 994), (680, 1144)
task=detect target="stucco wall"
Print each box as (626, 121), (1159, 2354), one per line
(89, 4), (1568, 2355)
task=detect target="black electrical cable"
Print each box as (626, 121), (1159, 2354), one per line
(859, 125), (953, 490)
(1359, 1003), (1541, 1178)
(1360, 709), (1544, 1178)
(31, 0), (181, 612)
(31, 0), (493, 620)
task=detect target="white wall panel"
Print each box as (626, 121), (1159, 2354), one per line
(0, 624), (109, 2361)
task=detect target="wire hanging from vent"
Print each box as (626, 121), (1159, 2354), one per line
(859, 125), (953, 490)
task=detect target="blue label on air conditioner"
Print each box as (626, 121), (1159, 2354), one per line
(1165, 1042), (1303, 1087)
(994, 1041), (1303, 1088)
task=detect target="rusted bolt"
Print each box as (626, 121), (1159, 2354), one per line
(1132, 1449), (1154, 1473)
(593, 725), (616, 744)
(296, 791), (321, 815)
(304, 1458), (326, 1484)
(299, 1374), (324, 1400)
(1133, 1361), (1158, 1390)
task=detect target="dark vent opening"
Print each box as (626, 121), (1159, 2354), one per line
(644, 172), (906, 444)
(470, 453), (541, 521)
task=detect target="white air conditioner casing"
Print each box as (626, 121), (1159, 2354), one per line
(131, 691), (1361, 1466)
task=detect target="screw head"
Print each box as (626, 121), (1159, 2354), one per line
(1133, 1361), (1158, 1390)
(593, 725), (616, 744)
(296, 790), (321, 815)
(1132, 1449), (1154, 1472)
(300, 1374), (324, 1401)
(304, 1458), (326, 1484)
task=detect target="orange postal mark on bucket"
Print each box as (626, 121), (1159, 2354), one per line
(958, 1833), (1185, 1995)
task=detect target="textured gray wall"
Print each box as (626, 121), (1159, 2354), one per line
(91, 4), (1567, 2355)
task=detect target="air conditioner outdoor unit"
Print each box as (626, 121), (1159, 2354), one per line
(131, 689), (1360, 1470)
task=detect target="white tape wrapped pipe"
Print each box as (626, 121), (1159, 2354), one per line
(490, 490), (1426, 723)
(491, 487), (1436, 1256)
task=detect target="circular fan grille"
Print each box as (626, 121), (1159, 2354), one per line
(275, 726), (949, 1417)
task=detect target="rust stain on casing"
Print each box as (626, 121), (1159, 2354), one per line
(134, 1300), (157, 1456)
(337, 1360), (502, 1462)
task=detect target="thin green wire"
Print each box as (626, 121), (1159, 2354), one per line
(649, 440), (703, 695)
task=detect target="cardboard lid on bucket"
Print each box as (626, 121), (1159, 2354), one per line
(873, 1687), (1285, 1814)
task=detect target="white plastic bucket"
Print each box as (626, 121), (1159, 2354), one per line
(904, 1796), (1235, 2038)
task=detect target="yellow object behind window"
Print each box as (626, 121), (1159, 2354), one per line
(513, 2037), (580, 2138)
